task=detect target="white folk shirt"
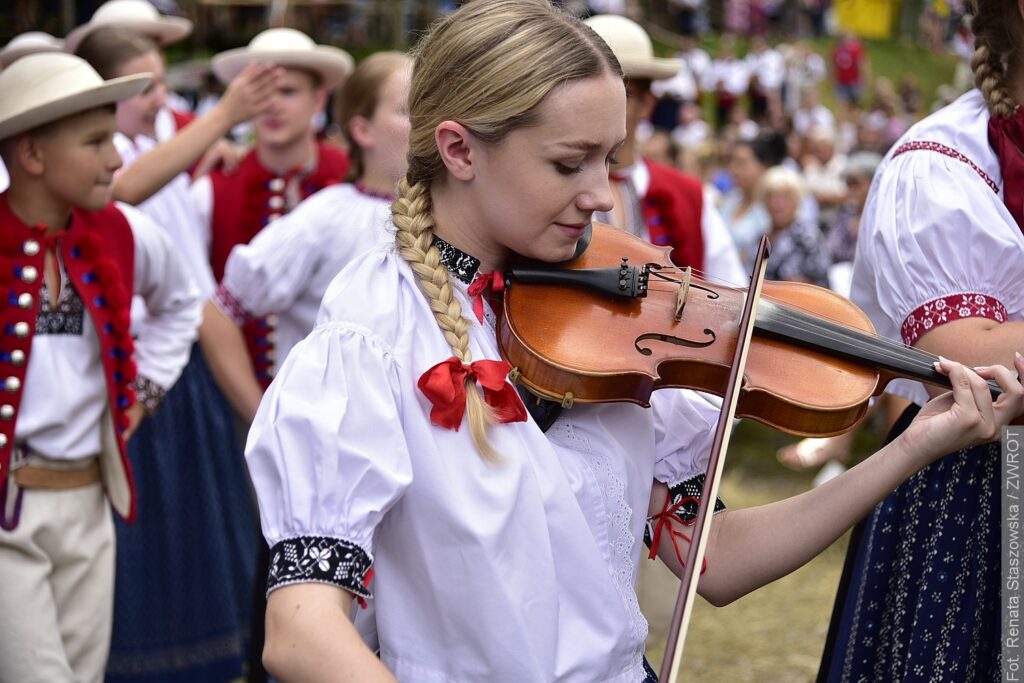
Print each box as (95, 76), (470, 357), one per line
(18, 203), (200, 459)
(246, 240), (723, 682)
(215, 183), (392, 367)
(114, 131), (217, 299)
(851, 89), (1024, 405)
(597, 161), (748, 286)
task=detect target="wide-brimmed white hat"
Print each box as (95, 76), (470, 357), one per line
(0, 32), (66, 69)
(585, 14), (682, 82)
(212, 28), (353, 91)
(66, 0), (193, 52)
(0, 52), (151, 141)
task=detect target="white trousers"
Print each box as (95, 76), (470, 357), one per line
(0, 481), (115, 683)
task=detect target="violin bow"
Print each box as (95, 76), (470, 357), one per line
(657, 236), (772, 683)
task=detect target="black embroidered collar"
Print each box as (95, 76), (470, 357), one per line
(433, 235), (480, 284)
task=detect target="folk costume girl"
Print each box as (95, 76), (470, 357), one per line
(201, 51), (411, 423)
(248, 2), (1024, 682)
(74, 27), (278, 683)
(66, 0), (196, 142)
(820, 0), (1024, 678)
(192, 28), (353, 393)
(0, 54), (199, 683)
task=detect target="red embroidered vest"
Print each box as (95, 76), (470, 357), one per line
(208, 143), (349, 388)
(0, 196), (138, 521)
(642, 158), (705, 272)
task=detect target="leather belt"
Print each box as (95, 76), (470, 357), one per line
(12, 459), (101, 489)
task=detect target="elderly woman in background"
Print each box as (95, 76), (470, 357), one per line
(760, 165), (831, 286)
(826, 151), (882, 265)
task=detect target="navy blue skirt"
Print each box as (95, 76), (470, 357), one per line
(819, 405), (1001, 682)
(106, 346), (261, 683)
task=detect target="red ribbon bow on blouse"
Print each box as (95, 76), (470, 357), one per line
(417, 357), (527, 430)
(466, 272), (505, 324)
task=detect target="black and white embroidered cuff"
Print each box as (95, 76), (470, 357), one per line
(644, 473), (727, 547)
(133, 375), (167, 415)
(267, 535), (374, 600)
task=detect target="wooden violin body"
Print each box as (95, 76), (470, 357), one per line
(498, 224), (902, 438)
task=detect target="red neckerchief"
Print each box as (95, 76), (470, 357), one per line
(466, 271), (505, 324)
(987, 106), (1024, 234)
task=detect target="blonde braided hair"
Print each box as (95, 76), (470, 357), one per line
(392, 177), (499, 461)
(969, 0), (1022, 116)
(392, 0), (621, 460)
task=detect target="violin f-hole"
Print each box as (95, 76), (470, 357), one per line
(635, 329), (717, 356)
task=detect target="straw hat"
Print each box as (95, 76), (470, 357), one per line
(0, 53), (151, 141)
(212, 28), (353, 91)
(66, 0), (193, 52)
(0, 32), (66, 69)
(584, 15), (682, 81)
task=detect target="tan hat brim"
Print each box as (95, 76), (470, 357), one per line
(66, 15), (193, 51)
(0, 72), (150, 141)
(212, 47), (354, 90)
(619, 56), (682, 82)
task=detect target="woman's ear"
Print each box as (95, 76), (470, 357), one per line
(348, 115), (373, 151)
(435, 120), (475, 182)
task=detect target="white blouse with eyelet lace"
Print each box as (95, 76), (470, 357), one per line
(246, 237), (722, 683)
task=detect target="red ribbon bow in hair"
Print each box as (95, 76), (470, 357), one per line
(466, 272), (505, 324)
(417, 356), (527, 430)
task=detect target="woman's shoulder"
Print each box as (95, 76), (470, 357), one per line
(883, 90), (997, 183)
(316, 241), (428, 351)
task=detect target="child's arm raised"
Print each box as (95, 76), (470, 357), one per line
(112, 63), (281, 205)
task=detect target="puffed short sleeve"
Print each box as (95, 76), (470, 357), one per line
(851, 148), (1024, 347)
(216, 192), (330, 322)
(647, 390), (726, 536)
(245, 320), (413, 599)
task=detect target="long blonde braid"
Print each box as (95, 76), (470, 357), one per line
(970, 0), (1021, 116)
(392, 178), (499, 461)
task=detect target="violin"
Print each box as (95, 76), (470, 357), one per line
(498, 222), (998, 437)
(499, 223), (1003, 682)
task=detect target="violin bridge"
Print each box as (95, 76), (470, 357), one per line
(674, 266), (691, 321)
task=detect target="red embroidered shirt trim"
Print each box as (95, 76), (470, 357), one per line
(901, 292), (1008, 346)
(891, 141), (999, 194)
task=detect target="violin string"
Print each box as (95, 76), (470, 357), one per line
(642, 279), (943, 370)
(759, 304), (1003, 392)
(643, 283), (969, 382)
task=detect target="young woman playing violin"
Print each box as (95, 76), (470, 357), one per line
(820, 0), (1024, 679)
(247, 2), (1024, 681)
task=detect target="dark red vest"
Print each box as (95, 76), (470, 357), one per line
(0, 196), (138, 521)
(207, 143), (349, 388)
(642, 158), (705, 272)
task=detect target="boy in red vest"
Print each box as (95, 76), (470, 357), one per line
(0, 53), (199, 682)
(585, 15), (746, 286)
(191, 28), (352, 389)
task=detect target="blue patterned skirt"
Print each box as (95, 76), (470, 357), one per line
(819, 405), (1001, 682)
(106, 346), (261, 683)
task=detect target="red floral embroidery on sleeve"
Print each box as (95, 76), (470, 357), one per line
(901, 293), (1007, 346)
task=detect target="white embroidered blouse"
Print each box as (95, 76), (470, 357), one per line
(850, 89), (1024, 405)
(246, 238), (724, 683)
(214, 183), (392, 368)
